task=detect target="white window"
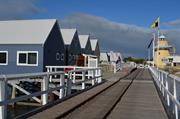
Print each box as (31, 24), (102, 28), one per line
(61, 53), (64, 61)
(56, 53), (60, 61)
(17, 51), (38, 66)
(0, 51), (8, 65)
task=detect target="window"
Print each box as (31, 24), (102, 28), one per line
(61, 53), (64, 61)
(169, 58), (173, 63)
(73, 55), (76, 60)
(17, 51), (38, 66)
(0, 51), (8, 65)
(69, 54), (72, 60)
(56, 53), (60, 61)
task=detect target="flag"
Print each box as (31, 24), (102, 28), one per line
(151, 17), (160, 29)
(147, 38), (154, 48)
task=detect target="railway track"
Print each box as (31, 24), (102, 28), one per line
(57, 69), (143, 119)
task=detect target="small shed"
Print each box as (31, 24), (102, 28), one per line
(0, 19), (65, 74)
(109, 51), (123, 63)
(100, 53), (110, 64)
(60, 29), (81, 65)
(90, 39), (100, 61)
(79, 35), (92, 54)
(164, 56), (180, 67)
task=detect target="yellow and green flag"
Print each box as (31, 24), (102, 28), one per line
(151, 17), (160, 29)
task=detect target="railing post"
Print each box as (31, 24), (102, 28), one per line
(159, 71), (162, 91)
(92, 70), (95, 86)
(67, 73), (72, 95)
(0, 77), (7, 119)
(161, 72), (164, 96)
(73, 72), (76, 83)
(166, 74), (170, 106)
(54, 68), (57, 78)
(49, 67), (53, 82)
(82, 71), (85, 89)
(42, 75), (49, 105)
(98, 69), (102, 83)
(173, 78), (178, 119)
(59, 74), (65, 99)
(114, 63), (116, 73)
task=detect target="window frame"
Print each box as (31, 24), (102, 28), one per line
(0, 51), (8, 65)
(61, 53), (64, 61)
(56, 52), (60, 61)
(17, 51), (38, 66)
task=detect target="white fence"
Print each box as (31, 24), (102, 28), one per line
(149, 67), (180, 119)
(113, 63), (123, 73)
(46, 66), (101, 84)
(0, 67), (102, 119)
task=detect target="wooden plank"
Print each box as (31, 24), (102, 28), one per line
(107, 69), (168, 119)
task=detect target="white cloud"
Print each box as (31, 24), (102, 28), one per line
(60, 13), (152, 57)
(59, 13), (180, 58)
(165, 19), (180, 27)
(0, 0), (40, 20)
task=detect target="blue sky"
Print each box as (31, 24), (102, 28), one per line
(33, 0), (180, 28)
(0, 0), (180, 58)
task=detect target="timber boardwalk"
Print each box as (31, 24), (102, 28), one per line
(22, 69), (168, 119)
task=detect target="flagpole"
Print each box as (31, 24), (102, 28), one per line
(148, 48), (150, 61)
(151, 17), (160, 68)
(153, 33), (155, 67)
(157, 17), (160, 69)
(157, 29), (159, 69)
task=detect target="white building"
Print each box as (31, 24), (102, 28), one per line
(108, 51), (123, 63)
(100, 53), (110, 64)
(164, 56), (180, 67)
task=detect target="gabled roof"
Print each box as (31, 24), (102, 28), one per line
(60, 29), (77, 45)
(100, 53), (108, 61)
(90, 39), (98, 51)
(108, 51), (121, 62)
(0, 19), (57, 44)
(79, 35), (89, 48)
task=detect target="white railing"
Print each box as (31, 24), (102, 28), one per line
(149, 66), (180, 119)
(46, 66), (100, 83)
(66, 68), (102, 95)
(0, 67), (102, 119)
(0, 72), (65, 119)
(114, 63), (123, 73)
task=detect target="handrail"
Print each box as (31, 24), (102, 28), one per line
(68, 67), (101, 73)
(0, 71), (64, 81)
(149, 66), (180, 119)
(46, 65), (93, 70)
(0, 67), (102, 119)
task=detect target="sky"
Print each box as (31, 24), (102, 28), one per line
(0, 0), (180, 58)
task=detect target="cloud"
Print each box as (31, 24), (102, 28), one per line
(165, 19), (180, 27)
(0, 0), (40, 20)
(60, 13), (152, 58)
(59, 13), (180, 58)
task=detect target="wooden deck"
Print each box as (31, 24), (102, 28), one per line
(22, 69), (168, 119)
(107, 70), (168, 119)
